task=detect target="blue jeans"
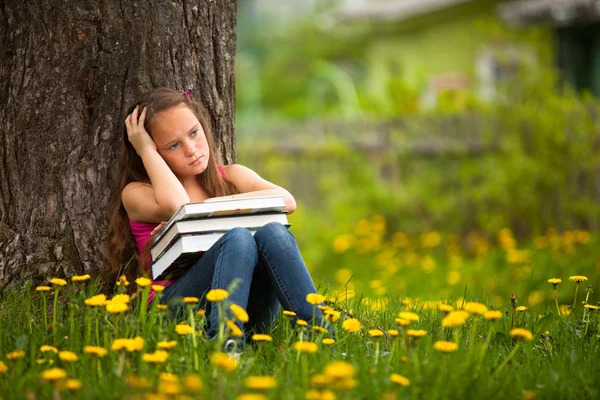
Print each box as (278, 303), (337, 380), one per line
(159, 222), (330, 339)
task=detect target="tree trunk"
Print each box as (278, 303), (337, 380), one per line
(0, 0), (237, 289)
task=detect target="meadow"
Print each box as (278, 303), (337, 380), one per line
(0, 222), (598, 400)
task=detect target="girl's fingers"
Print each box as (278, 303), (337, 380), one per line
(139, 106), (147, 126)
(125, 114), (133, 134)
(131, 106), (139, 126)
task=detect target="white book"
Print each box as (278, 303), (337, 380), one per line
(151, 213), (289, 260)
(154, 195), (286, 244)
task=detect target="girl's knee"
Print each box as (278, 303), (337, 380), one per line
(223, 227), (258, 253)
(254, 222), (290, 243)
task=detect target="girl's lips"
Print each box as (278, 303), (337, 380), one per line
(189, 155), (203, 166)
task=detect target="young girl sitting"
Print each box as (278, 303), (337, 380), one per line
(107, 88), (330, 347)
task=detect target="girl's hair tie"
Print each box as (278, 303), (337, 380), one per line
(182, 90), (192, 100)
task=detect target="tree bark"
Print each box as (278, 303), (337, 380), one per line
(0, 0), (237, 289)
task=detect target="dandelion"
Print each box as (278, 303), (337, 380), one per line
(569, 276), (588, 283)
(111, 337), (144, 352)
(294, 341), (318, 353)
(406, 329), (427, 338)
(516, 306), (528, 312)
(84, 346), (107, 357)
(84, 294), (107, 307)
(206, 288), (229, 302)
(313, 326), (328, 333)
(368, 329), (384, 337)
(142, 350), (169, 364)
(395, 318), (411, 327)
(251, 334), (273, 342)
(157, 341), (177, 350)
(434, 341), (458, 353)
(439, 304), (454, 313)
(324, 361), (355, 380)
(230, 304), (249, 322)
(296, 319), (308, 327)
(116, 275), (130, 287)
(72, 274), (91, 282)
(584, 304), (598, 310)
(66, 379), (82, 391)
(442, 311), (469, 328)
(324, 309), (341, 322)
(175, 324), (194, 335)
(397, 311), (419, 322)
(484, 310), (503, 321)
(112, 294), (131, 304)
(548, 278), (561, 287)
(510, 328), (533, 341)
(387, 329), (399, 336)
(464, 302), (488, 316)
(226, 320), (244, 337)
(58, 351), (78, 362)
(0, 361), (7, 373)
(183, 296), (199, 304)
(322, 338), (335, 345)
(157, 304), (168, 311)
(244, 376), (278, 390)
(390, 373), (410, 386)
(106, 302), (128, 314)
(311, 374), (330, 388)
(342, 318), (361, 333)
(183, 374), (204, 392)
(36, 286), (51, 291)
(41, 368), (67, 381)
(50, 278), (67, 286)
(125, 374), (151, 389)
(210, 352), (238, 372)
(6, 350), (25, 360)
(40, 345), (58, 354)
(306, 293), (325, 305)
(151, 284), (165, 292)
(197, 308), (206, 316)
(237, 394), (267, 400)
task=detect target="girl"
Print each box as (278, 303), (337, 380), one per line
(107, 88), (330, 346)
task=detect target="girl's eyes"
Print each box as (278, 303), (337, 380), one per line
(167, 130), (199, 150)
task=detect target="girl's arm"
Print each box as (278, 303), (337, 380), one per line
(121, 106), (190, 222)
(218, 164), (297, 214)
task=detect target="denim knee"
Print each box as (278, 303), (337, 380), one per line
(254, 222), (290, 244)
(224, 227), (258, 249)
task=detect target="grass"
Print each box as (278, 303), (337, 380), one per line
(0, 257), (598, 400)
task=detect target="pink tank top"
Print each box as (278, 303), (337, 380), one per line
(129, 165), (227, 304)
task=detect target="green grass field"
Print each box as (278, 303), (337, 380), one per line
(0, 226), (598, 400)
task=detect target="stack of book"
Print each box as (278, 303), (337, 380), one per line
(150, 195), (289, 280)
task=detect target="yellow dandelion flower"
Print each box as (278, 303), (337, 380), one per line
(83, 346), (107, 357)
(159, 373), (179, 383)
(210, 352), (239, 372)
(183, 296), (199, 304)
(111, 294), (130, 304)
(324, 309), (341, 322)
(157, 341), (177, 350)
(322, 338), (335, 345)
(142, 350), (169, 363)
(206, 289), (229, 302)
(183, 374), (204, 391)
(106, 302), (128, 314)
(111, 337), (144, 352)
(157, 304), (168, 311)
(324, 361), (355, 380)
(226, 320), (244, 337)
(387, 329), (399, 336)
(306, 389), (335, 400)
(197, 308), (206, 316)
(395, 318), (411, 327)
(283, 310), (297, 317)
(342, 318), (361, 333)
(368, 329), (384, 338)
(58, 351), (78, 362)
(390, 373), (410, 386)
(306, 293), (325, 305)
(134, 277), (151, 287)
(442, 311), (469, 328)
(151, 284), (165, 292)
(439, 304), (454, 313)
(313, 326), (328, 333)
(175, 324), (194, 335)
(36, 286), (51, 292)
(547, 278), (562, 285)
(569, 276), (588, 283)
(50, 278), (67, 286)
(41, 368), (67, 381)
(464, 302), (488, 316)
(40, 345), (58, 354)
(230, 304), (249, 322)
(584, 304), (598, 310)
(251, 334), (273, 342)
(311, 374), (330, 388)
(434, 341), (458, 353)
(84, 294), (106, 307)
(484, 310), (503, 321)
(296, 319), (308, 327)
(397, 311), (419, 322)
(237, 394), (267, 400)
(516, 306), (528, 312)
(293, 341), (318, 353)
(406, 329), (427, 338)
(0, 361), (7, 373)
(72, 274), (91, 282)
(66, 379), (82, 391)
(244, 376), (278, 390)
(159, 381), (182, 395)
(6, 350), (25, 360)
(331, 378), (357, 390)
(318, 305), (330, 311)
(125, 374), (151, 389)
(510, 328), (533, 341)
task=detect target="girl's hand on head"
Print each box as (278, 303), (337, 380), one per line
(125, 105), (157, 156)
(150, 221), (167, 237)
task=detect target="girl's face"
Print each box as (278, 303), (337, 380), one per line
(149, 104), (210, 178)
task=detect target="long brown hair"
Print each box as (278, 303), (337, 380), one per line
(106, 88), (238, 283)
